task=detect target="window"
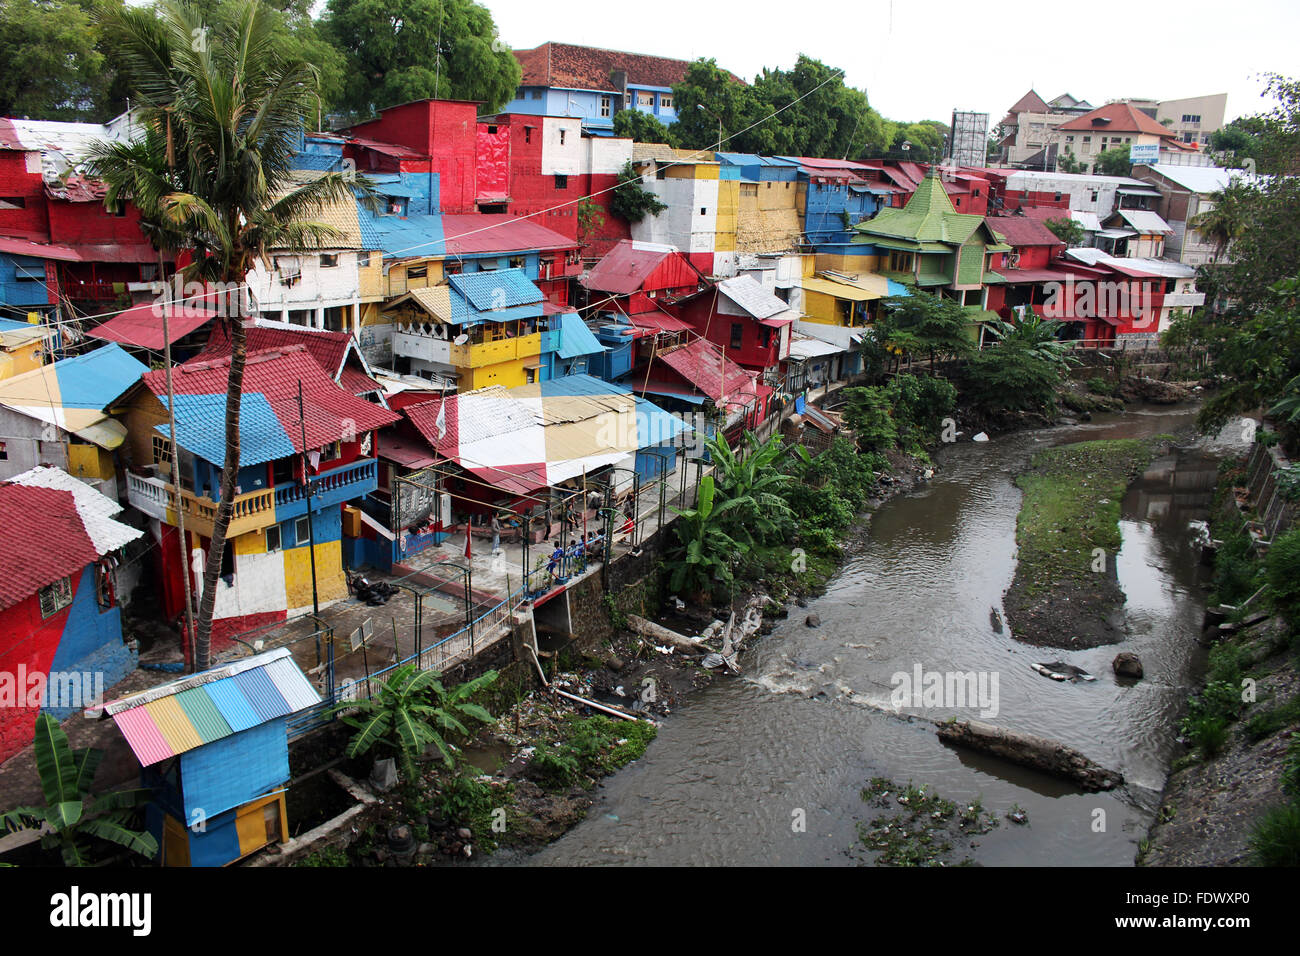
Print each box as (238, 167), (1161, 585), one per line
(487, 125), (497, 135)
(407, 264), (427, 280)
(358, 251), (371, 268)
(888, 251), (914, 273)
(524, 128), (532, 144)
(509, 256), (525, 269)
(730, 323), (743, 349)
(659, 94), (673, 111)
(266, 525), (282, 552)
(276, 257), (301, 286)
(1091, 191), (1099, 202)
(531, 90), (542, 100)
(40, 577), (73, 618)
(321, 441), (342, 462)
(152, 435), (173, 470)
(740, 183), (758, 196)
(295, 516), (311, 546)
(444, 261), (462, 276)
(0, 196), (25, 209)
(1065, 135), (1074, 143)
(0, 440), (6, 461)
(554, 174), (568, 190)
(600, 96), (611, 117)
(637, 91), (654, 108)
(700, 207), (707, 216)
(559, 129), (566, 145)
(320, 253), (339, 268)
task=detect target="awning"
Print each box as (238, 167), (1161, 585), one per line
(71, 418), (128, 450)
(1116, 187), (1162, 197)
(625, 312), (694, 335)
(801, 276), (882, 302)
(1097, 228), (1137, 239)
(788, 336), (844, 359)
(637, 384), (708, 404)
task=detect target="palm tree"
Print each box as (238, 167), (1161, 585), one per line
(333, 666), (498, 779)
(0, 714), (157, 866)
(90, 0), (376, 669)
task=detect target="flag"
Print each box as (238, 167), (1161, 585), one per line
(464, 522), (472, 560)
(435, 400), (447, 441)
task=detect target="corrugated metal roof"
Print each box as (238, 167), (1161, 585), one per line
(106, 648), (320, 767)
(556, 313), (606, 359)
(1115, 209), (1173, 235)
(716, 275), (792, 319)
(6, 465), (142, 555)
(448, 268), (543, 311)
(89, 303), (217, 350)
(232, 668), (289, 723)
(263, 656), (323, 712)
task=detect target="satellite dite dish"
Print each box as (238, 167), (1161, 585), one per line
(453, 333), (469, 346)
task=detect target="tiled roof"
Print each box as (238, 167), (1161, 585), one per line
(89, 302), (218, 350)
(140, 346), (399, 467)
(0, 485), (98, 611)
(515, 42), (697, 92)
(1007, 90), (1051, 114)
(105, 648), (320, 767)
(854, 173), (991, 247)
(195, 324), (385, 401)
(448, 268), (544, 311)
(6, 466), (143, 556)
(1056, 102), (1175, 138)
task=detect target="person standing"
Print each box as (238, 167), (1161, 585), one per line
(491, 512), (502, 554)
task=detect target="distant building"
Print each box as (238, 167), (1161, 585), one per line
(506, 42), (698, 135)
(1130, 164), (1252, 266)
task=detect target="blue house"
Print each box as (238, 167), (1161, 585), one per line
(105, 648), (321, 867)
(505, 42), (694, 134)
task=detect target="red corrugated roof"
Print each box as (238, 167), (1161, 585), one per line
(347, 136), (427, 159)
(0, 236), (83, 262)
(655, 339), (759, 405)
(0, 485), (98, 611)
(441, 214), (576, 255)
(582, 240), (702, 295)
(89, 302), (217, 350)
(1056, 102), (1175, 138)
(986, 216), (1065, 247)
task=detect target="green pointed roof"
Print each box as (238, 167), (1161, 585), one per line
(853, 171), (999, 248)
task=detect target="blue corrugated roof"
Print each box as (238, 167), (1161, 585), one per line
(555, 313), (606, 359)
(157, 392), (295, 467)
(205, 678), (262, 734)
(535, 373), (630, 398)
(634, 396), (692, 447)
(448, 268), (543, 311)
(232, 668), (289, 723)
(886, 279), (913, 297)
(52, 343), (147, 409)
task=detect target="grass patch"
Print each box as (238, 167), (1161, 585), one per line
(1013, 439), (1158, 597)
(1249, 803), (1300, 866)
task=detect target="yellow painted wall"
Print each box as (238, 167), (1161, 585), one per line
(67, 443), (115, 481)
(461, 356), (534, 390)
(358, 253), (385, 300)
(234, 529), (267, 557)
(234, 793), (288, 860)
(386, 258), (445, 297)
(736, 181), (802, 253)
(802, 289), (846, 326)
(284, 537), (347, 609)
(715, 180), (739, 253)
(0, 340), (43, 380)
(814, 253), (882, 274)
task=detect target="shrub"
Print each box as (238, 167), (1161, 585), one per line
(1087, 376), (1116, 396)
(1184, 713), (1231, 757)
(841, 385), (898, 453)
(1265, 528), (1300, 623)
(1249, 803), (1300, 866)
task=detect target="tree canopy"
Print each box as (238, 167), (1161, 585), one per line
(611, 108), (672, 144)
(0, 0), (125, 120)
(322, 0), (519, 119)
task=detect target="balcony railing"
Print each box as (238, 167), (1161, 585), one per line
(126, 471), (275, 539)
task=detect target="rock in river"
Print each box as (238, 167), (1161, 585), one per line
(1112, 652), (1144, 679)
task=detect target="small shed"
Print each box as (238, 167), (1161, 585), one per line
(104, 648), (321, 867)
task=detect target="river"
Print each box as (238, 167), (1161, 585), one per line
(529, 404), (1247, 866)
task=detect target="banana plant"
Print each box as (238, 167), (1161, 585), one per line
(332, 665), (497, 777)
(0, 714), (157, 867)
(668, 474), (745, 601)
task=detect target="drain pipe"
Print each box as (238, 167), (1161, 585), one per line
(523, 642), (646, 723)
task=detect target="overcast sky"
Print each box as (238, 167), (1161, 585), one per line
(481, 0), (1296, 125)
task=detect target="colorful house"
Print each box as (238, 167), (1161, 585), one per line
(0, 315), (55, 380)
(853, 169), (1009, 330)
(676, 275), (796, 381)
(627, 145), (728, 276)
(580, 239), (708, 316)
(120, 346), (399, 645)
(506, 42), (695, 135)
(0, 342), (146, 492)
(104, 647), (320, 866)
(388, 267), (562, 390)
(0, 466), (143, 764)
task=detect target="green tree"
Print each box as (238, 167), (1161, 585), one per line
(612, 108), (672, 144)
(1094, 146), (1133, 176)
(0, 714), (158, 866)
(610, 161), (666, 224)
(958, 315), (1074, 413)
(323, 0), (519, 118)
(576, 199), (605, 248)
(841, 385), (898, 453)
(0, 0), (113, 120)
(1056, 148), (1086, 174)
(333, 665), (498, 778)
(703, 430), (799, 547)
(668, 57), (756, 151)
(1044, 216), (1086, 246)
(91, 0), (375, 670)
(882, 288), (973, 367)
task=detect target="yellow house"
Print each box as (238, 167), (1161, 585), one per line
(0, 317), (52, 381)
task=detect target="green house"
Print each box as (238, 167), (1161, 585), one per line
(852, 170), (1009, 328)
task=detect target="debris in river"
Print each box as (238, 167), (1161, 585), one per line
(1031, 661), (1096, 682)
(936, 719), (1123, 791)
(990, 607), (1004, 634)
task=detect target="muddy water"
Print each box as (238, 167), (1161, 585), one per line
(530, 406), (1245, 866)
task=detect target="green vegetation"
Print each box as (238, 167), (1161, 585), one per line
(1249, 803), (1300, 866)
(842, 374), (956, 456)
(0, 714), (158, 866)
(1264, 528), (1300, 625)
(1011, 439), (1155, 597)
(528, 716), (657, 790)
(1093, 146), (1133, 177)
(1045, 216), (1087, 246)
(610, 161), (668, 224)
(297, 844), (349, 867)
(612, 109), (672, 144)
(331, 665), (498, 779)
(857, 777), (997, 866)
(960, 314), (1078, 414)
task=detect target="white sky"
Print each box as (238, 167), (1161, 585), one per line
(481, 0), (1298, 125)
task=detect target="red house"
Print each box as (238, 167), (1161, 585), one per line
(676, 274), (795, 379)
(579, 239), (707, 316)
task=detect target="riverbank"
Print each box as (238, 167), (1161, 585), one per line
(1004, 436), (1171, 648)
(1141, 451), (1300, 866)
